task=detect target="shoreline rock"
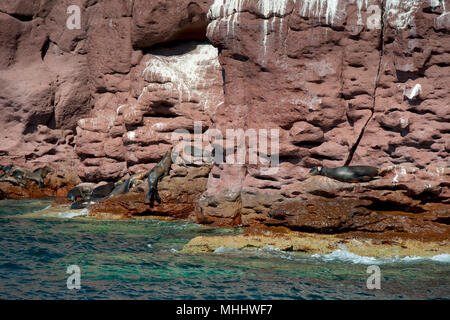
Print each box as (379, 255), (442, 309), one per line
(2, 162), (448, 247)
(182, 226), (449, 259)
(0, 163), (81, 200)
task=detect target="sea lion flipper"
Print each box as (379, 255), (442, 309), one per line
(146, 188), (154, 205)
(149, 192), (155, 208)
(155, 190), (162, 204)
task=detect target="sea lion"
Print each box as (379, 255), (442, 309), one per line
(108, 179), (130, 198)
(0, 166), (12, 176)
(108, 170), (149, 198)
(33, 166), (54, 179)
(10, 167), (44, 188)
(71, 200), (92, 210)
(146, 148), (173, 207)
(307, 165), (380, 183)
(0, 176), (26, 187)
(67, 185), (92, 202)
(91, 182), (115, 199)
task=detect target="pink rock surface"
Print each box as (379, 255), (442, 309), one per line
(198, 0), (449, 221)
(0, 0), (448, 231)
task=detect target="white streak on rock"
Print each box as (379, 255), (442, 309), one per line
(298, 0), (341, 25)
(152, 122), (166, 132)
(263, 19), (269, 57)
(259, 0), (289, 17)
(392, 167), (399, 184)
(385, 0), (421, 29)
(404, 83), (422, 100)
(142, 44), (221, 111)
(127, 131), (136, 141)
(116, 105), (126, 115)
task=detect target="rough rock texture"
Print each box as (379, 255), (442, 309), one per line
(75, 40), (223, 181)
(0, 0), (93, 169)
(0, 161), (81, 199)
(0, 0), (449, 238)
(183, 227), (450, 257)
(0, 0), (218, 172)
(198, 0), (450, 229)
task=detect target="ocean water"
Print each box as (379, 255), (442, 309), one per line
(0, 199), (448, 300)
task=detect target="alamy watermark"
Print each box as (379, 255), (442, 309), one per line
(66, 265), (81, 290)
(65, 2), (386, 31)
(170, 121), (280, 175)
(366, 265), (381, 290)
(66, 5), (81, 30)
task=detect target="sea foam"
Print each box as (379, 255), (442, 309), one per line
(311, 249), (450, 265)
(212, 246), (450, 264)
(54, 208), (89, 219)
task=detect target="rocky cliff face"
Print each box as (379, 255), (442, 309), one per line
(0, 0), (448, 235)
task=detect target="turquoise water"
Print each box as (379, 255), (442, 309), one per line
(0, 199), (448, 300)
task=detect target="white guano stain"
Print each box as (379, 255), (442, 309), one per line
(142, 44), (221, 111)
(392, 167), (399, 184)
(404, 83), (422, 100)
(385, 0), (421, 29)
(207, 0), (423, 46)
(116, 105), (126, 115)
(127, 131), (136, 141)
(429, 0), (440, 9)
(152, 122), (166, 132)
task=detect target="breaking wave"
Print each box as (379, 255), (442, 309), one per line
(310, 249), (450, 265)
(213, 246), (450, 265)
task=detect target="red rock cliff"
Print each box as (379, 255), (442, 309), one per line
(0, 0), (449, 233)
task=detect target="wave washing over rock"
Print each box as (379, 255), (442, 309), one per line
(212, 245), (450, 264)
(311, 249), (450, 264)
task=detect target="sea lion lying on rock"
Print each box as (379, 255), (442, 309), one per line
(0, 166), (12, 175)
(108, 171), (148, 198)
(146, 148), (173, 208)
(68, 183), (114, 209)
(0, 165), (53, 189)
(307, 165), (380, 183)
(70, 200), (95, 210)
(0, 175), (26, 187)
(67, 171), (149, 209)
(67, 185), (92, 202)
(2, 166), (45, 187)
(91, 182), (115, 199)
(33, 166), (54, 179)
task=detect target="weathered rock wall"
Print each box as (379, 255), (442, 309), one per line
(0, 0), (218, 173)
(199, 0), (450, 226)
(0, 0), (449, 234)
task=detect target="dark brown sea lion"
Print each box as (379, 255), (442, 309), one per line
(0, 176), (26, 187)
(9, 167), (45, 188)
(0, 166), (12, 176)
(307, 165), (380, 183)
(67, 185), (92, 202)
(70, 200), (92, 210)
(33, 166), (54, 179)
(108, 170), (149, 198)
(91, 182), (115, 199)
(146, 148), (173, 208)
